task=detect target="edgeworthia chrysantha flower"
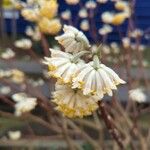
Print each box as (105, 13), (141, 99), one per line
(52, 82), (99, 118)
(12, 93), (37, 116)
(43, 25), (126, 118)
(73, 58), (125, 98)
(43, 48), (84, 83)
(55, 25), (90, 53)
(129, 88), (147, 103)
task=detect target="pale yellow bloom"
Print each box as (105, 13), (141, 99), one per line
(85, 0), (97, 9)
(65, 0), (80, 5)
(101, 12), (114, 24)
(11, 69), (25, 83)
(26, 26), (41, 41)
(110, 42), (120, 54)
(8, 131), (21, 140)
(21, 8), (39, 22)
(14, 39), (32, 49)
(61, 10), (71, 20)
(38, 18), (61, 35)
(78, 8), (88, 18)
(55, 25), (90, 53)
(43, 48), (84, 83)
(97, 0), (108, 4)
(122, 37), (130, 48)
(99, 24), (112, 35)
(0, 86), (11, 95)
(39, 0), (58, 19)
(115, 1), (129, 11)
(11, 0), (26, 10)
(12, 92), (37, 116)
(111, 12), (128, 25)
(130, 29), (143, 38)
(80, 20), (90, 31)
(73, 62), (125, 98)
(102, 12), (128, 25)
(52, 82), (99, 118)
(129, 88), (146, 103)
(1, 48), (15, 59)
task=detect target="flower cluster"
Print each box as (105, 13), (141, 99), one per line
(11, 0), (61, 35)
(44, 25), (125, 118)
(102, 1), (131, 25)
(12, 92), (37, 116)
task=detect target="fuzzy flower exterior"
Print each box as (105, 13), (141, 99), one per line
(61, 10), (71, 20)
(14, 39), (32, 49)
(8, 131), (21, 140)
(129, 88), (146, 103)
(80, 20), (90, 31)
(38, 18), (61, 35)
(55, 25), (90, 53)
(73, 62), (125, 98)
(102, 12), (129, 25)
(39, 0), (58, 19)
(52, 83), (99, 118)
(12, 93), (37, 116)
(21, 8), (39, 22)
(43, 49), (84, 83)
(78, 8), (88, 18)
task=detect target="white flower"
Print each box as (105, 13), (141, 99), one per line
(0, 70), (12, 78)
(25, 26), (34, 36)
(12, 93), (37, 116)
(97, 0), (108, 4)
(55, 25), (90, 53)
(80, 20), (90, 31)
(78, 8), (88, 18)
(52, 82), (99, 118)
(122, 37), (130, 48)
(110, 42), (120, 54)
(61, 10), (71, 20)
(43, 48), (84, 83)
(115, 1), (129, 11)
(129, 88), (146, 103)
(101, 12), (114, 24)
(26, 26), (41, 41)
(73, 61), (125, 98)
(99, 24), (112, 35)
(0, 86), (11, 95)
(1, 48), (15, 59)
(130, 29), (143, 38)
(14, 39), (32, 49)
(102, 45), (111, 54)
(65, 0), (80, 5)
(8, 131), (21, 140)
(85, 0), (97, 9)
(29, 78), (44, 87)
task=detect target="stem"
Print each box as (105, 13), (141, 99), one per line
(98, 101), (125, 149)
(41, 33), (50, 56)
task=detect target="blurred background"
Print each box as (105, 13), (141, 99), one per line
(0, 0), (149, 149)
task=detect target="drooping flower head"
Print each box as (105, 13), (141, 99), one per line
(52, 82), (99, 118)
(43, 25), (126, 118)
(73, 58), (125, 98)
(129, 88), (147, 103)
(12, 93), (37, 116)
(55, 25), (90, 53)
(43, 48), (84, 83)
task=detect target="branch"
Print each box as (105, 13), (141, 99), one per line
(98, 101), (125, 149)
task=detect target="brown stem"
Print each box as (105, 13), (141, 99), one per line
(41, 33), (50, 56)
(98, 101), (125, 149)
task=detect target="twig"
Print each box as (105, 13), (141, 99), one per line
(98, 101), (125, 149)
